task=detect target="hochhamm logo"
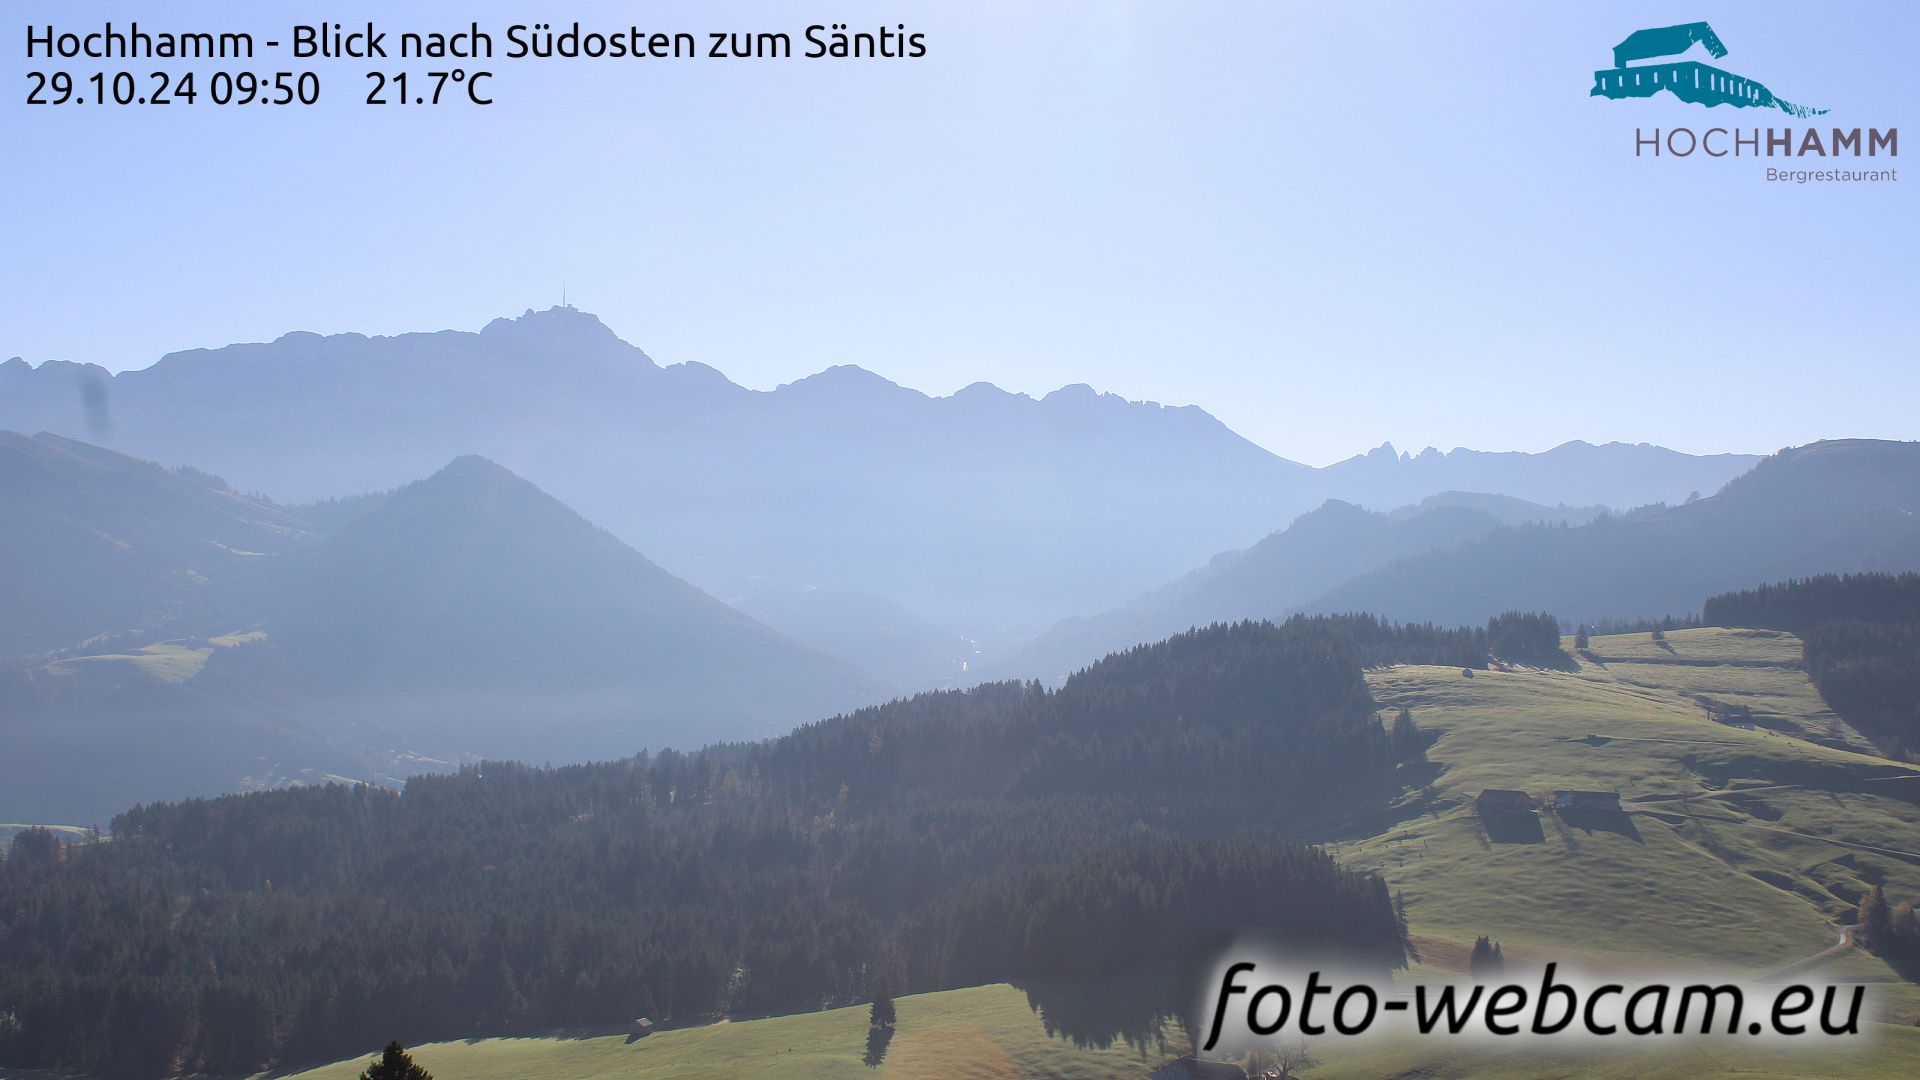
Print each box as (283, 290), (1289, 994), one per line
(1589, 20), (1897, 181)
(1589, 21), (1824, 118)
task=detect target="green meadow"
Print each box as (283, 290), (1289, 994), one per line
(1311, 628), (1920, 1077)
(272, 984), (1169, 1080)
(1337, 629), (1920, 973)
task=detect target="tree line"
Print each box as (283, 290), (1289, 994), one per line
(1704, 574), (1920, 756)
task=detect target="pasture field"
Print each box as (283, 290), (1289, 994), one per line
(45, 629), (268, 685)
(50, 642), (215, 684)
(1338, 629), (1920, 972)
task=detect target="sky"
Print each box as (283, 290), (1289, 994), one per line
(4, 1), (1915, 466)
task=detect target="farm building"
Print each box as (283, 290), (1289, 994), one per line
(1152, 1057), (1248, 1080)
(628, 1016), (655, 1038)
(1551, 790), (1621, 812)
(1474, 789), (1537, 816)
(1710, 708), (1757, 730)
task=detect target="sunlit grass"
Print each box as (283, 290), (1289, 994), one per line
(48, 629), (267, 684)
(271, 983), (1174, 1080)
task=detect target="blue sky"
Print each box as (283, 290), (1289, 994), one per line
(4, 1), (1914, 465)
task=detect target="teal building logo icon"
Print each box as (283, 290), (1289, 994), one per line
(1590, 22), (1825, 117)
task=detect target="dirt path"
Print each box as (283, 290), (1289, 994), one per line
(1626, 801), (1920, 864)
(1749, 929), (1854, 982)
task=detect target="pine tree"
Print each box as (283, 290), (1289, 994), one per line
(1393, 891), (1419, 963)
(359, 1042), (433, 1080)
(1858, 885), (1892, 946)
(1468, 935), (1505, 978)
(1574, 626), (1590, 651)
(870, 992), (896, 1030)
(1391, 707), (1419, 756)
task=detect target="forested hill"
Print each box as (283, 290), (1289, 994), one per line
(0, 615), (1491, 1078)
(1705, 572), (1920, 633)
(1703, 573), (1920, 756)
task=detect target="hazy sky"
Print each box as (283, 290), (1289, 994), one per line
(5, 1), (1914, 465)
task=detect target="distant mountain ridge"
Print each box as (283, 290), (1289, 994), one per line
(1319, 439), (1758, 512)
(1304, 439), (1920, 627)
(1, 308), (1761, 639)
(996, 491), (1598, 683)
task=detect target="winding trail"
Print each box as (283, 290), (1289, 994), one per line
(1749, 929), (1854, 982)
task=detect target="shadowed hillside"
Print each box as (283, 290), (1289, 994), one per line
(0, 443), (885, 824)
(264, 455), (887, 763)
(0, 432), (305, 657)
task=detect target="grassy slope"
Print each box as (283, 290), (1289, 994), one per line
(1336, 629), (1920, 965)
(266, 628), (1920, 1079)
(51, 642), (215, 684)
(1311, 627), (1920, 1076)
(271, 984), (1171, 1080)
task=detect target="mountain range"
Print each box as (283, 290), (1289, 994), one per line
(1, 308), (1760, 642)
